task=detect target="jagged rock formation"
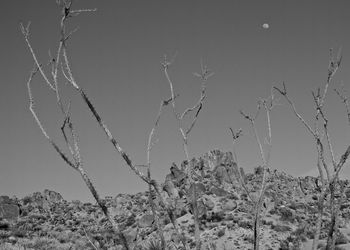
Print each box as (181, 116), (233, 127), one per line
(1, 150), (350, 249)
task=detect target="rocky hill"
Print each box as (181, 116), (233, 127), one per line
(1, 150), (350, 250)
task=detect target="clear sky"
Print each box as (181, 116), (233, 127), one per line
(1, 0), (350, 202)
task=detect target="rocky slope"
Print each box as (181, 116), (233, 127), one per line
(1, 150), (350, 250)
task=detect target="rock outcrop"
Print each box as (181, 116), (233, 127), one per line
(0, 196), (20, 221)
(2, 150), (350, 250)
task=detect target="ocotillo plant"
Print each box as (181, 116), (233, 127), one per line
(162, 55), (213, 250)
(230, 88), (278, 250)
(274, 48), (350, 250)
(20, 3), (132, 249)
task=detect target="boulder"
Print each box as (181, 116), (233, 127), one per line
(163, 180), (179, 198)
(124, 227), (138, 243)
(186, 183), (206, 201)
(0, 197), (20, 221)
(138, 214), (154, 228)
(209, 186), (228, 197)
(0, 196), (11, 204)
(43, 189), (63, 203)
(171, 163), (187, 185)
(213, 164), (236, 185)
(214, 165), (228, 184)
(203, 197), (215, 210)
(196, 200), (207, 218)
(165, 163), (187, 187)
(221, 200), (237, 211)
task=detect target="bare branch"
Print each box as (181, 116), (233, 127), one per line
(70, 8), (97, 15)
(79, 89), (150, 184)
(146, 96), (171, 249)
(82, 227), (98, 250)
(229, 128), (253, 201)
(326, 47), (342, 85)
(334, 145), (350, 177)
(274, 82), (317, 138)
(147, 95), (176, 165)
(60, 104), (76, 160)
(239, 109), (253, 122)
(180, 94), (205, 120)
(312, 146), (327, 250)
(318, 48), (342, 111)
(62, 48), (79, 89)
(63, 26), (80, 41)
(185, 102), (202, 136)
(20, 22), (56, 91)
(312, 90), (337, 168)
(334, 85), (350, 125)
(161, 52), (178, 69)
(27, 66), (76, 171)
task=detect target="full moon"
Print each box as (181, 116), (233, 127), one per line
(262, 23), (269, 29)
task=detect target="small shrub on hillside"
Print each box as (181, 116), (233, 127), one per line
(279, 235), (302, 250)
(243, 233), (254, 244)
(146, 239), (163, 250)
(335, 232), (349, 245)
(238, 219), (252, 229)
(11, 228), (26, 238)
(291, 225), (311, 242)
(279, 207), (295, 223)
(319, 245), (346, 250)
(0, 221), (10, 230)
(24, 236), (71, 250)
(271, 223), (291, 232)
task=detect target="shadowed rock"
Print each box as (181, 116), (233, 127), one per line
(163, 180), (179, 198)
(165, 163), (187, 187)
(0, 196), (19, 221)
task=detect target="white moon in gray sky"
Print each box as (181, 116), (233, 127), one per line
(262, 23), (269, 29)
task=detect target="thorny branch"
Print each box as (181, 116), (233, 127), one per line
(22, 1), (133, 249)
(238, 89), (276, 250)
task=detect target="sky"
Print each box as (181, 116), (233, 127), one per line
(1, 0), (350, 202)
